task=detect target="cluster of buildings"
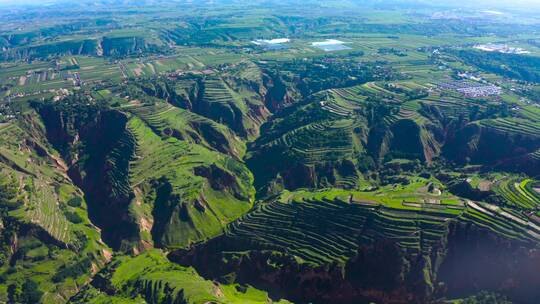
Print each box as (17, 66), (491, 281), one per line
(457, 85), (502, 98)
(439, 80), (502, 98)
(0, 98), (16, 122)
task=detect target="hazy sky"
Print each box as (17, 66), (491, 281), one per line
(0, 0), (532, 2)
(1, 0), (540, 7)
(0, 0), (52, 4)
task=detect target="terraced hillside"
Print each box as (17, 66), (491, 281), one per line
(3, 55), (540, 304)
(171, 185), (540, 303)
(247, 85), (445, 194)
(34, 96), (254, 252)
(197, 76), (265, 137)
(247, 90), (367, 192)
(0, 117), (110, 303)
(444, 118), (540, 170)
(128, 102), (245, 158)
(247, 68), (540, 195)
(493, 178), (540, 211)
(125, 111), (254, 249)
(129, 70), (270, 139)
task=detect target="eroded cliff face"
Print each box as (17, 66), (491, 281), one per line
(169, 221), (540, 304)
(35, 100), (255, 252)
(439, 223), (540, 304)
(38, 103), (140, 250)
(369, 119), (441, 164)
(134, 75), (273, 140)
(170, 241), (431, 304)
(262, 72), (298, 112)
(444, 123), (540, 167)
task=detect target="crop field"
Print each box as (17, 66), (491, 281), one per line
(122, 55), (205, 77)
(221, 183), (540, 266)
(123, 104), (253, 248)
(0, 56), (124, 96)
(478, 118), (540, 137)
(494, 178), (540, 210)
(74, 56), (123, 83)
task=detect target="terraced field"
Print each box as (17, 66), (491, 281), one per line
(198, 77), (253, 134)
(0, 117), (110, 302)
(129, 102), (245, 158)
(100, 124), (135, 202)
(478, 118), (540, 137)
(323, 90), (361, 116)
(247, 90), (368, 190)
(171, 182), (540, 304)
(419, 95), (479, 120)
(531, 149), (540, 161)
(494, 178), (540, 210)
(331, 86), (366, 105)
(26, 179), (71, 242)
(388, 100), (426, 124)
(226, 197), (458, 264)
(131, 73), (267, 139)
(356, 82), (404, 101)
(212, 186), (540, 264)
(517, 105), (540, 122)
(0, 121), (74, 243)
(124, 105), (254, 248)
(276, 119), (357, 164)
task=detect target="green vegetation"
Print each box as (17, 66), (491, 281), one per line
(0, 115), (110, 303)
(1, 0), (540, 303)
(71, 250), (289, 304)
(450, 50), (540, 83)
(493, 178), (540, 210)
(456, 291), (512, 304)
(206, 183), (538, 266)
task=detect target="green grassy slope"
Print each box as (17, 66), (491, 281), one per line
(33, 96), (255, 251)
(171, 183), (540, 303)
(0, 116), (110, 303)
(125, 110), (254, 248)
(70, 250), (290, 304)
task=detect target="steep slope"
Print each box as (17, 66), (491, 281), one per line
(1, 35), (163, 61)
(444, 118), (540, 173)
(0, 116), (110, 303)
(170, 186), (540, 304)
(35, 96), (254, 252)
(70, 249), (290, 304)
(247, 85), (443, 195)
(131, 63), (270, 140)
